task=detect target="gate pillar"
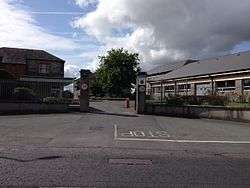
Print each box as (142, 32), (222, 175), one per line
(136, 72), (147, 114)
(80, 69), (91, 112)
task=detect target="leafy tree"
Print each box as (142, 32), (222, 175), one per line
(93, 48), (141, 97)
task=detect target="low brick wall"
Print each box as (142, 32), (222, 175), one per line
(0, 102), (69, 115)
(145, 104), (250, 122)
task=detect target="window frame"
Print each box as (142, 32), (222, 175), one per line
(165, 85), (175, 93)
(177, 84), (191, 92)
(39, 64), (50, 74)
(215, 80), (236, 92)
(243, 79), (250, 91)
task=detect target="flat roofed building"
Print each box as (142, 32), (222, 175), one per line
(147, 51), (250, 100)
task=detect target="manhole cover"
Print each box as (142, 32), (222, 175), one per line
(109, 159), (152, 165)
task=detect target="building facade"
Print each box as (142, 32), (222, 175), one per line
(0, 47), (73, 98)
(147, 51), (250, 101)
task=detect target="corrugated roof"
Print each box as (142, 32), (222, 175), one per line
(163, 51), (250, 80)
(147, 60), (198, 76)
(0, 47), (65, 64)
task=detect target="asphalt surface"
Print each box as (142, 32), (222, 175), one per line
(0, 101), (250, 187)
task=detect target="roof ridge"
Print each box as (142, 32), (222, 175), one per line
(0, 47), (65, 63)
(0, 47), (44, 52)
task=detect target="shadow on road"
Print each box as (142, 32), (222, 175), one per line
(89, 107), (138, 118)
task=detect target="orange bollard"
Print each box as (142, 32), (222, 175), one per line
(125, 98), (130, 108)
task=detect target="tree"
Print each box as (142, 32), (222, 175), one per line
(93, 48), (141, 97)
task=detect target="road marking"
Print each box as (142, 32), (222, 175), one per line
(114, 124), (118, 139)
(114, 125), (250, 144)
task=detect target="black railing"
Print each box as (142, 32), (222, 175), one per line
(0, 79), (72, 104)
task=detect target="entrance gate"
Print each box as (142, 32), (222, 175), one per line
(79, 69), (147, 114)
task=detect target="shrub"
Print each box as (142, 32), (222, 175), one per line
(13, 87), (39, 101)
(43, 97), (72, 104)
(165, 96), (185, 106)
(205, 95), (228, 106)
(181, 96), (203, 105)
(231, 93), (246, 103)
(149, 95), (230, 107)
(62, 90), (74, 99)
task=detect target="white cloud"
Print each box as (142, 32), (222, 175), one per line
(74, 0), (98, 7)
(73, 0), (250, 70)
(64, 64), (80, 78)
(0, 0), (79, 51)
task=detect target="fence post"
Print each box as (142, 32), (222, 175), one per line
(160, 80), (163, 103)
(79, 69), (91, 112)
(136, 72), (147, 114)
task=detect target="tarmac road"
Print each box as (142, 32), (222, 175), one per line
(0, 101), (250, 187)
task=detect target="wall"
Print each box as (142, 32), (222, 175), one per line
(0, 102), (69, 114)
(145, 104), (250, 122)
(0, 64), (26, 78)
(27, 60), (64, 78)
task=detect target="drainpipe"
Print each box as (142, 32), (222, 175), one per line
(160, 80), (163, 103)
(210, 76), (215, 95)
(185, 79), (188, 96)
(174, 80), (177, 96)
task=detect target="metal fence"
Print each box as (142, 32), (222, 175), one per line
(147, 86), (250, 107)
(0, 79), (69, 103)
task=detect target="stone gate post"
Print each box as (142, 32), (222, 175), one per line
(136, 72), (147, 114)
(80, 69), (91, 112)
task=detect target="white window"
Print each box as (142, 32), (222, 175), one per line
(165, 85), (175, 93)
(216, 80), (235, 92)
(39, 64), (49, 74)
(243, 79), (250, 91)
(177, 84), (191, 92)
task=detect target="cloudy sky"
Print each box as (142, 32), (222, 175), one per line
(1, 0), (250, 77)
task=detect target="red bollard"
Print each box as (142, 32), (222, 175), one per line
(125, 98), (130, 108)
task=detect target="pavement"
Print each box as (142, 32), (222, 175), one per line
(0, 100), (250, 187)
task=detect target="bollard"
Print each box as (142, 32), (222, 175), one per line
(125, 98), (130, 108)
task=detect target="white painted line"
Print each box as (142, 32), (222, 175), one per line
(114, 125), (250, 144)
(114, 124), (118, 140)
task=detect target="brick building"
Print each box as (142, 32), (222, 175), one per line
(0, 47), (73, 98)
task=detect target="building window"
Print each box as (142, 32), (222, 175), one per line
(165, 85), (174, 93)
(153, 87), (161, 93)
(177, 84), (191, 92)
(216, 80), (235, 92)
(39, 64), (49, 74)
(0, 57), (3, 63)
(243, 79), (250, 91)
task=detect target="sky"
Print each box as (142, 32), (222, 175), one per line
(1, 0), (250, 78)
